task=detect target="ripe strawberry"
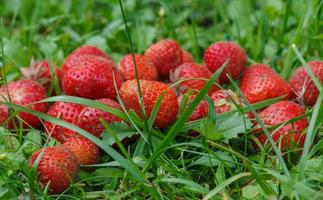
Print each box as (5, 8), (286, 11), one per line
(178, 92), (208, 122)
(240, 64), (292, 104)
(204, 41), (247, 82)
(21, 60), (51, 88)
(210, 89), (243, 114)
(77, 98), (122, 137)
(28, 146), (79, 194)
(63, 136), (100, 169)
(0, 79), (48, 128)
(44, 102), (84, 142)
(62, 45), (113, 73)
(253, 100), (308, 151)
(62, 55), (122, 100)
(118, 54), (158, 81)
(0, 104), (8, 124)
(182, 50), (194, 63)
(289, 60), (323, 106)
(170, 63), (218, 94)
(120, 80), (178, 128)
(145, 39), (182, 79)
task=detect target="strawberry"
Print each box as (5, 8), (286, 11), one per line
(240, 64), (292, 104)
(178, 92), (208, 122)
(0, 79), (48, 128)
(62, 45), (113, 73)
(289, 60), (323, 106)
(118, 54), (158, 81)
(0, 104), (8, 124)
(62, 55), (122, 100)
(63, 136), (100, 169)
(120, 80), (178, 128)
(204, 41), (247, 82)
(145, 39), (182, 79)
(182, 50), (194, 63)
(170, 63), (218, 94)
(210, 89), (243, 114)
(28, 146), (79, 194)
(253, 100), (308, 151)
(77, 98), (122, 137)
(21, 60), (51, 88)
(44, 102), (84, 142)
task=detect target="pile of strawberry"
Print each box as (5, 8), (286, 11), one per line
(0, 39), (322, 194)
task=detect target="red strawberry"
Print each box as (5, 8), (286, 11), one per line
(0, 79), (48, 128)
(120, 80), (178, 128)
(182, 50), (194, 63)
(63, 136), (100, 169)
(62, 45), (113, 73)
(44, 102), (84, 142)
(77, 98), (122, 137)
(21, 60), (51, 87)
(170, 63), (218, 94)
(119, 54), (158, 81)
(240, 64), (292, 104)
(289, 60), (323, 106)
(62, 55), (122, 100)
(204, 41), (247, 82)
(178, 92), (208, 122)
(210, 89), (243, 114)
(145, 39), (182, 79)
(0, 104), (8, 124)
(28, 146), (79, 194)
(253, 100), (308, 151)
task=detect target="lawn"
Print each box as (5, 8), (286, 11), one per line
(0, 0), (322, 199)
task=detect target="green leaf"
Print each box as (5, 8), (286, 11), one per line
(101, 122), (138, 146)
(189, 151), (235, 168)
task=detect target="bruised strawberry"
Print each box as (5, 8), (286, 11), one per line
(170, 63), (218, 94)
(145, 39), (182, 79)
(253, 100), (308, 151)
(0, 79), (48, 128)
(210, 89), (243, 114)
(28, 146), (79, 194)
(62, 55), (122, 100)
(182, 50), (194, 63)
(44, 102), (84, 142)
(63, 136), (100, 169)
(21, 60), (51, 87)
(204, 41), (247, 82)
(240, 64), (292, 104)
(289, 60), (323, 106)
(77, 98), (122, 138)
(119, 54), (158, 81)
(120, 80), (178, 128)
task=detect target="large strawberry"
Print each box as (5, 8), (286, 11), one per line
(253, 100), (308, 151)
(145, 39), (182, 79)
(63, 136), (100, 169)
(0, 79), (48, 128)
(77, 98), (122, 138)
(44, 102), (84, 142)
(289, 60), (323, 106)
(240, 64), (292, 104)
(28, 146), (79, 194)
(210, 89), (243, 114)
(119, 54), (158, 81)
(120, 80), (178, 128)
(204, 41), (247, 82)
(170, 62), (218, 94)
(62, 55), (122, 100)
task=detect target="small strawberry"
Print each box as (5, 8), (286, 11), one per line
(182, 50), (194, 63)
(62, 45), (113, 73)
(28, 146), (79, 194)
(118, 54), (158, 81)
(77, 98), (122, 138)
(63, 136), (100, 169)
(253, 100), (308, 151)
(289, 60), (323, 106)
(44, 102), (84, 142)
(145, 39), (182, 79)
(62, 55), (122, 100)
(0, 104), (8, 124)
(210, 89), (243, 114)
(204, 41), (247, 82)
(21, 60), (51, 88)
(120, 80), (178, 128)
(170, 63), (218, 94)
(0, 79), (48, 128)
(240, 64), (292, 104)
(178, 92), (208, 122)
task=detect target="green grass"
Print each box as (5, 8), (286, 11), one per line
(0, 0), (322, 199)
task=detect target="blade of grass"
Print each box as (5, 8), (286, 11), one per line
(157, 177), (209, 194)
